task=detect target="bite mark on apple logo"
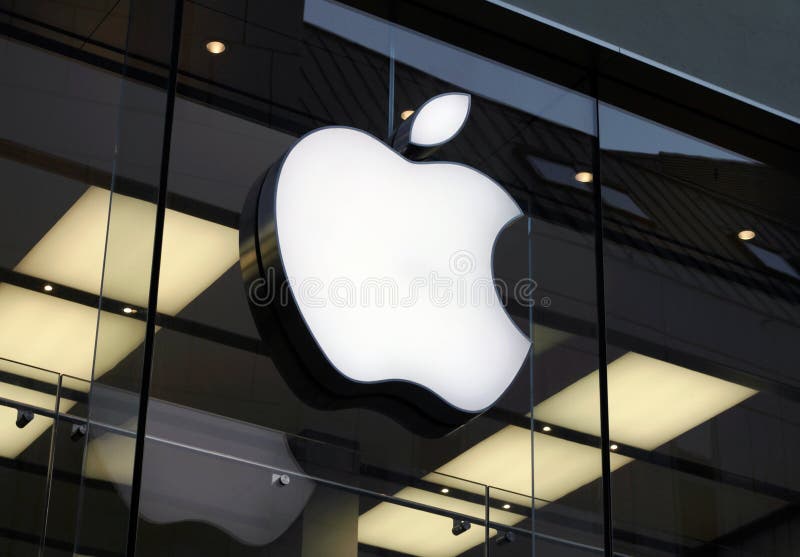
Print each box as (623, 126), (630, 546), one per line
(240, 93), (531, 436)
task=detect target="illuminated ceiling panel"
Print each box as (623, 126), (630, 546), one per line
(0, 186), (238, 457)
(16, 186), (239, 315)
(0, 284), (145, 379)
(0, 360), (84, 458)
(359, 487), (522, 557)
(359, 352), (756, 556)
(433, 429), (632, 507)
(535, 352), (757, 450)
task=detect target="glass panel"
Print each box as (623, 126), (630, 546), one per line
(2, 2), (605, 555)
(41, 375), (91, 556)
(62, 0), (178, 555)
(599, 101), (800, 555)
(128, 0), (604, 554)
(0, 4), (149, 550)
(488, 486), (532, 555)
(0, 362), (60, 556)
(126, 427), (491, 555)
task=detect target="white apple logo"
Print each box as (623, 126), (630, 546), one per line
(241, 93), (530, 435)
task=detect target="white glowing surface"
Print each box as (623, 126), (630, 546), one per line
(276, 127), (530, 412)
(409, 93), (471, 146)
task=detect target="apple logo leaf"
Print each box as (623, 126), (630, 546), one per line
(392, 92), (471, 160)
(409, 92), (471, 146)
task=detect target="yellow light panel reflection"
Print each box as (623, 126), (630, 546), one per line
(359, 352), (755, 556)
(16, 186), (239, 318)
(535, 352), (757, 450)
(0, 186), (238, 458)
(358, 488), (520, 557)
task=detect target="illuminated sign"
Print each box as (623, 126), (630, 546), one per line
(240, 93), (530, 435)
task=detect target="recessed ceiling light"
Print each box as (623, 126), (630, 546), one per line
(610, 444), (618, 451)
(574, 171), (593, 183)
(440, 488), (449, 494)
(542, 425), (551, 432)
(205, 41), (226, 55)
(738, 229), (756, 241)
(122, 307), (137, 315)
(400, 109), (414, 120)
(43, 284), (53, 292)
(502, 503), (511, 510)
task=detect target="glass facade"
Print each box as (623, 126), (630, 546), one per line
(0, 1), (797, 556)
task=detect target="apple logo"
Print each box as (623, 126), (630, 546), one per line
(240, 93), (530, 436)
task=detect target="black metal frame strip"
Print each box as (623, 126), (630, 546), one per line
(124, 1), (184, 555)
(591, 80), (615, 557)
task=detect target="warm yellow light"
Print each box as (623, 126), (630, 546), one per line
(205, 40), (226, 54)
(542, 425), (551, 432)
(0, 186), (238, 458)
(400, 109), (414, 120)
(358, 487), (522, 557)
(0, 361), (76, 458)
(738, 229), (756, 241)
(535, 352), (756, 451)
(43, 284), (53, 292)
(360, 351), (756, 557)
(574, 171), (593, 183)
(16, 186), (238, 318)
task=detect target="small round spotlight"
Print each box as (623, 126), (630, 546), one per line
(542, 425), (552, 432)
(43, 284), (53, 292)
(738, 229), (756, 241)
(502, 503), (511, 510)
(440, 488), (450, 494)
(575, 171), (593, 183)
(123, 307), (137, 315)
(610, 443), (619, 451)
(400, 109), (415, 120)
(205, 40), (226, 54)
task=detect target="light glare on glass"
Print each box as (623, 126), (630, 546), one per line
(574, 171), (593, 183)
(400, 110), (414, 120)
(738, 229), (756, 241)
(205, 41), (227, 54)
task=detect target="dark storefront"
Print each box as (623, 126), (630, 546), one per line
(1, 1), (799, 556)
